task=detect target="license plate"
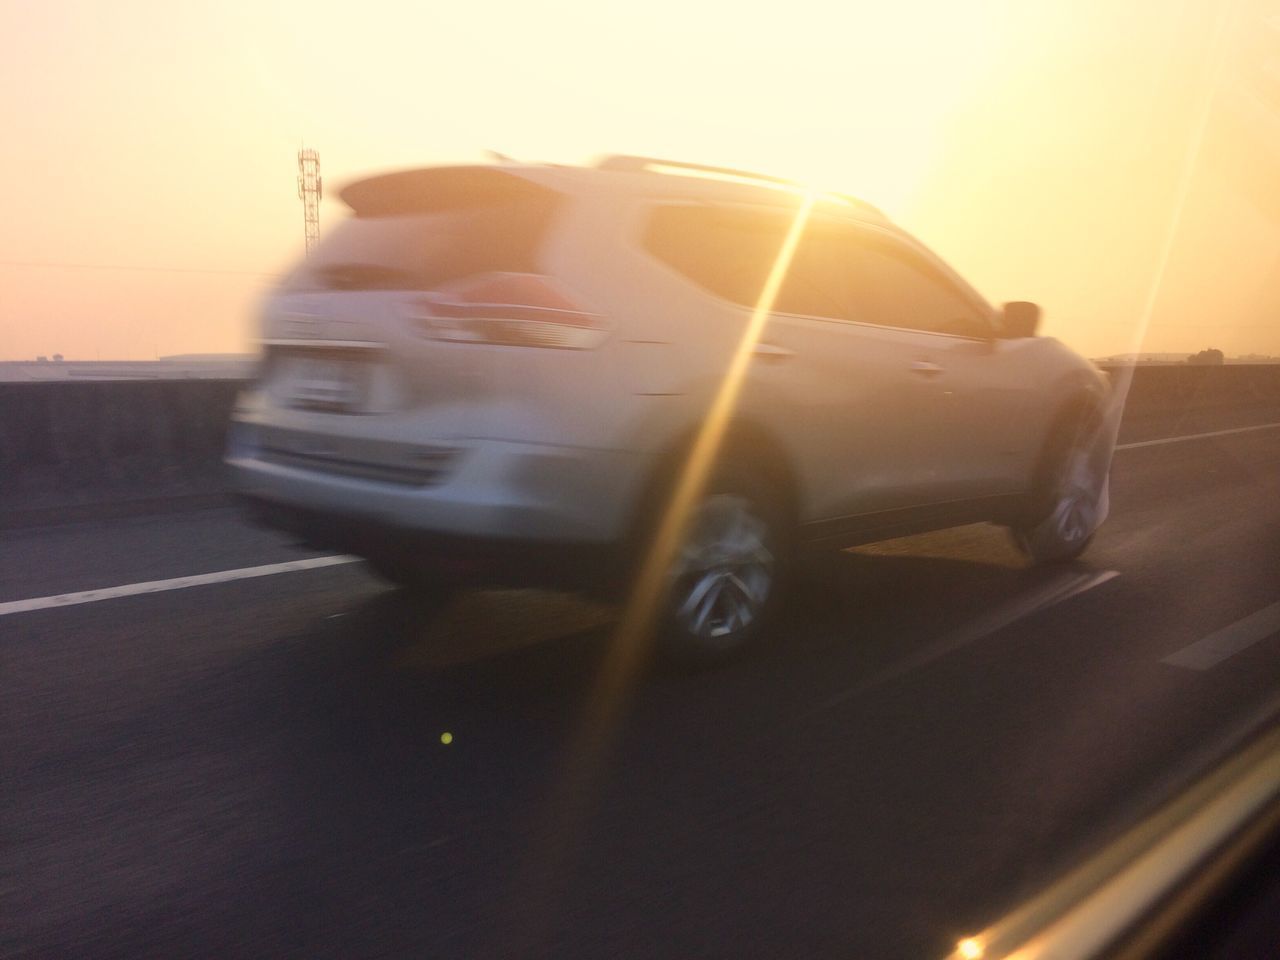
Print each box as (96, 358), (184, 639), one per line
(283, 356), (368, 411)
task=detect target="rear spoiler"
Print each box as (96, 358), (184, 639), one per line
(338, 166), (552, 217)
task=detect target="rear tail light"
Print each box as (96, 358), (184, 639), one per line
(407, 273), (608, 349)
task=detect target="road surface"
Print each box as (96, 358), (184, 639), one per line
(4, 414), (1279, 959)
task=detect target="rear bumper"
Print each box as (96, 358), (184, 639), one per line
(226, 423), (645, 541)
(225, 423), (648, 588)
(235, 493), (623, 590)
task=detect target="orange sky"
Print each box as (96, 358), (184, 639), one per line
(1, 0), (1276, 361)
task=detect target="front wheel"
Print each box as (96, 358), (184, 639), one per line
(656, 473), (789, 666)
(1011, 410), (1110, 564)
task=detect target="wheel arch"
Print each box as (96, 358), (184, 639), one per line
(624, 415), (802, 555)
(1024, 387), (1108, 515)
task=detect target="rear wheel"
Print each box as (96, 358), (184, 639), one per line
(656, 468), (790, 666)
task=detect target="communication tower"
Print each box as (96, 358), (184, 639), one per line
(297, 148), (322, 254)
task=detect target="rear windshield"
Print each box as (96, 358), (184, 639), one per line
(282, 192), (560, 293)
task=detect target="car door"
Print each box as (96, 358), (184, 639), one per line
(664, 205), (932, 523)
(840, 231), (1044, 502)
(759, 217), (944, 521)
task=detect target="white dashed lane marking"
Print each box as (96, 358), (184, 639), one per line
(1115, 421), (1280, 450)
(1162, 602), (1280, 671)
(0, 555), (358, 618)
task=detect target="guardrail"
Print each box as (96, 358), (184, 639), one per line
(1, 365), (1278, 526)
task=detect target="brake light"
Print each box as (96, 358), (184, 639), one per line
(409, 273), (608, 349)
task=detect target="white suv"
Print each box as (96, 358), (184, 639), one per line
(227, 156), (1111, 662)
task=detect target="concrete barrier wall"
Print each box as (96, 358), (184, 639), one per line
(0, 380), (244, 521)
(1098, 363), (1280, 418)
(1, 365), (1278, 525)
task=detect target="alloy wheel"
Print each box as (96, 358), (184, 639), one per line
(669, 493), (775, 641)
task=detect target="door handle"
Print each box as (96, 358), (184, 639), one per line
(910, 360), (944, 376)
(753, 342), (795, 363)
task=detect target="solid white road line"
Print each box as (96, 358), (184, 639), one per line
(1162, 602), (1280, 671)
(0, 555), (359, 618)
(1115, 421), (1280, 450)
(800, 569), (1121, 719)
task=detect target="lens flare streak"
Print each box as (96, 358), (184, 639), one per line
(493, 192), (816, 954)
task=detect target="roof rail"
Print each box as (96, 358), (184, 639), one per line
(595, 155), (884, 217)
(597, 154), (796, 185)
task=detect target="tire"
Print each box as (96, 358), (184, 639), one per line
(653, 462), (791, 667)
(1011, 405), (1109, 565)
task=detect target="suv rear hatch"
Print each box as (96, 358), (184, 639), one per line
(259, 167), (569, 428)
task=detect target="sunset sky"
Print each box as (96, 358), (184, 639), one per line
(1, 0), (1276, 361)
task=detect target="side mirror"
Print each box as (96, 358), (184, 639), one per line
(1001, 301), (1041, 338)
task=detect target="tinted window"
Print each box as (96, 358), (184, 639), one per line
(645, 204), (990, 336)
(643, 205), (793, 307)
(845, 240), (991, 337)
(775, 226), (856, 320)
(283, 193), (559, 293)
(644, 204), (855, 319)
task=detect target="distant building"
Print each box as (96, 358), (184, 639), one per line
(1094, 353), (1194, 365)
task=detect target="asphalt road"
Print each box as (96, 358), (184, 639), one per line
(4, 415), (1280, 959)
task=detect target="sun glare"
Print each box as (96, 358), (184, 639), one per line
(499, 194), (817, 951)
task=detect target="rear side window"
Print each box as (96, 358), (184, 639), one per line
(284, 179), (559, 293)
(642, 205), (878, 322)
(643, 205), (794, 307)
(776, 227), (858, 320)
